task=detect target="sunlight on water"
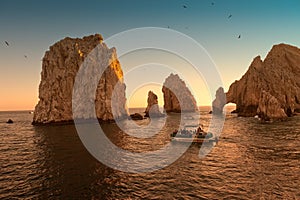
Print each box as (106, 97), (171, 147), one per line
(0, 109), (299, 199)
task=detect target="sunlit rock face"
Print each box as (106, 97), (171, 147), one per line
(144, 91), (164, 117)
(216, 43), (300, 121)
(33, 34), (128, 125)
(162, 74), (198, 113)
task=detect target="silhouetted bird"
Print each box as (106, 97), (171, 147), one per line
(228, 14), (232, 19)
(24, 55), (28, 59)
(5, 41), (9, 46)
(238, 35), (241, 39)
(182, 5), (187, 9)
(211, 2), (214, 5)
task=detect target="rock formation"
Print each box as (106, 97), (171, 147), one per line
(144, 91), (164, 117)
(214, 43), (300, 121)
(6, 119), (13, 124)
(130, 113), (144, 120)
(257, 90), (287, 121)
(162, 74), (198, 113)
(33, 34), (128, 124)
(212, 87), (226, 114)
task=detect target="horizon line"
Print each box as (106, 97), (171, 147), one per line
(0, 104), (238, 112)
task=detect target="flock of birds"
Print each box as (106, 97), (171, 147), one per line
(180, 3), (241, 39)
(3, 2), (241, 56)
(3, 40), (28, 59)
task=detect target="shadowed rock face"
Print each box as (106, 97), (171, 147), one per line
(214, 43), (300, 121)
(212, 87), (226, 114)
(257, 90), (287, 121)
(162, 74), (198, 113)
(33, 34), (128, 125)
(144, 91), (164, 117)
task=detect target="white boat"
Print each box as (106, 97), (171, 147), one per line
(170, 125), (218, 143)
(171, 136), (218, 143)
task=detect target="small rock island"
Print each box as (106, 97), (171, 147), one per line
(144, 91), (164, 117)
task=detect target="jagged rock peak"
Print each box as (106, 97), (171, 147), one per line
(33, 34), (128, 125)
(218, 43), (300, 121)
(162, 73), (198, 113)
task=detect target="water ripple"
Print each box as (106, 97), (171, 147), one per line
(0, 111), (299, 199)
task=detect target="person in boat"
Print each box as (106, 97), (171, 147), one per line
(171, 129), (178, 137)
(207, 132), (213, 138)
(196, 126), (208, 138)
(182, 128), (187, 135)
(197, 126), (203, 134)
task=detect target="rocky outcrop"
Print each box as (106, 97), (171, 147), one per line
(257, 90), (287, 121)
(6, 119), (13, 124)
(212, 87), (226, 114)
(215, 43), (300, 121)
(162, 74), (198, 113)
(33, 34), (128, 125)
(130, 113), (144, 120)
(144, 91), (164, 117)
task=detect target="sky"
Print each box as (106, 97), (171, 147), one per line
(0, 0), (300, 110)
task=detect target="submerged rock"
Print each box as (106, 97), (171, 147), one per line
(162, 74), (198, 113)
(33, 34), (128, 125)
(6, 119), (13, 124)
(214, 43), (300, 121)
(144, 91), (164, 118)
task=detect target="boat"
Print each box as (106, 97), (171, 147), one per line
(170, 125), (218, 143)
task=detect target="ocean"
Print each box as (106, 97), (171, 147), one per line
(0, 107), (300, 199)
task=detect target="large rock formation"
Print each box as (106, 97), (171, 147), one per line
(33, 34), (128, 124)
(162, 74), (198, 113)
(144, 91), (164, 117)
(214, 43), (300, 121)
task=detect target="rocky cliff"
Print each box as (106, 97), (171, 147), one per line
(144, 91), (164, 117)
(33, 34), (128, 124)
(162, 74), (198, 113)
(216, 43), (300, 121)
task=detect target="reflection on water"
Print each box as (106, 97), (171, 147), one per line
(0, 109), (300, 199)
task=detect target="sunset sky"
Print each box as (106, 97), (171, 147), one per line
(1, 0), (300, 110)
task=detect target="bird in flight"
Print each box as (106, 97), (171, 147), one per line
(238, 35), (241, 39)
(228, 14), (232, 19)
(182, 5), (187, 9)
(24, 55), (28, 59)
(211, 2), (215, 6)
(5, 41), (9, 46)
